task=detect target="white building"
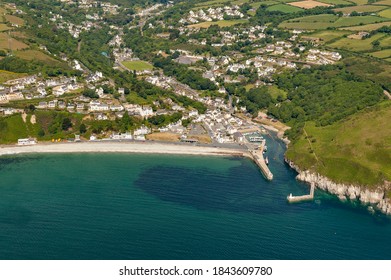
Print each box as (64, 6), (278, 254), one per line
(18, 138), (37, 145)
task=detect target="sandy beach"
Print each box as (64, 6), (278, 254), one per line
(0, 141), (250, 158)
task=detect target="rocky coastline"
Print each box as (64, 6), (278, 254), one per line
(285, 157), (391, 215)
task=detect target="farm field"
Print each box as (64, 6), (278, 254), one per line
(188, 19), (248, 28)
(0, 32), (28, 50)
(328, 33), (386, 51)
(373, 0), (391, 6)
(251, 1), (279, 8)
(288, 1), (331, 9)
(267, 3), (304, 13)
(285, 101), (391, 187)
(309, 30), (352, 42)
(379, 8), (391, 19)
(315, 0), (352, 4)
(122, 60), (154, 71)
(340, 21), (391, 30)
(368, 49), (391, 58)
(279, 14), (338, 29)
(348, 0), (371, 4)
(380, 35), (391, 47)
(333, 16), (390, 27)
(281, 15), (390, 29)
(14, 50), (63, 66)
(249, 0), (279, 14)
(0, 23), (11, 31)
(291, 14), (338, 22)
(4, 14), (24, 26)
(334, 5), (389, 13)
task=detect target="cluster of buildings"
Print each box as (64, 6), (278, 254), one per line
(179, 6), (245, 25)
(306, 49), (342, 64)
(0, 75), (83, 104)
(60, 0), (120, 14)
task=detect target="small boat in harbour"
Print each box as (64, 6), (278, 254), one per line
(265, 157), (269, 165)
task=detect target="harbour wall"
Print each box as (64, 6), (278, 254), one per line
(285, 158), (391, 215)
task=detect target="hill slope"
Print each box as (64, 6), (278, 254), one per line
(286, 101), (391, 188)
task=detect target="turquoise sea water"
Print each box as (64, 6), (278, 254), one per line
(1, 136), (391, 260)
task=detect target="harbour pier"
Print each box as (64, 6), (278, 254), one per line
(249, 141), (273, 181)
(287, 182), (315, 203)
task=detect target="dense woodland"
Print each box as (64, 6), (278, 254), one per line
(153, 56), (218, 91)
(269, 66), (385, 140)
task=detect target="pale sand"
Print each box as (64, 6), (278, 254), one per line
(0, 141), (249, 158)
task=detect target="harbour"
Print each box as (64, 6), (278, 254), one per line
(0, 135), (391, 260)
(287, 182), (315, 203)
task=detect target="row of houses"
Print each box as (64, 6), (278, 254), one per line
(181, 6), (245, 25)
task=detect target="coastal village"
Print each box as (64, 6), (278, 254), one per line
(0, 0), (345, 183)
(1, 0), (391, 267)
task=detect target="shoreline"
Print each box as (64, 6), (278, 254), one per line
(285, 157), (391, 215)
(260, 120), (391, 215)
(0, 141), (250, 158)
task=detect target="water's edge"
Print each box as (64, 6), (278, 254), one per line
(284, 158), (391, 215)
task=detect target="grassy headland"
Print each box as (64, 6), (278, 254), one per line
(286, 101), (391, 187)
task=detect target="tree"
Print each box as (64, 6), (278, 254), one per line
(79, 123), (87, 134)
(62, 118), (72, 130)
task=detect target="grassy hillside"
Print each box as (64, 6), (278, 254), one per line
(0, 69), (26, 83)
(286, 101), (391, 187)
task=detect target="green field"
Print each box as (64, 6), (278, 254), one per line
(328, 33), (386, 51)
(339, 21), (391, 30)
(251, 1), (279, 8)
(317, 0), (353, 4)
(380, 35), (391, 47)
(368, 48), (391, 58)
(14, 50), (63, 66)
(286, 101), (391, 187)
(0, 115), (30, 144)
(333, 16), (390, 27)
(249, 1), (279, 14)
(188, 19), (248, 28)
(346, 0), (370, 4)
(334, 5), (388, 13)
(267, 4), (304, 13)
(122, 60), (153, 71)
(280, 14), (390, 29)
(373, 0), (391, 6)
(279, 14), (339, 29)
(310, 30), (352, 42)
(379, 8), (391, 19)
(288, 14), (338, 22)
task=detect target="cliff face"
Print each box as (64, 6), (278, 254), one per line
(285, 158), (391, 215)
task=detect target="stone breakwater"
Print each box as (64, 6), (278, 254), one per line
(285, 158), (391, 215)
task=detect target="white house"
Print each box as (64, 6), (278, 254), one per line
(134, 125), (151, 136)
(18, 138), (37, 145)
